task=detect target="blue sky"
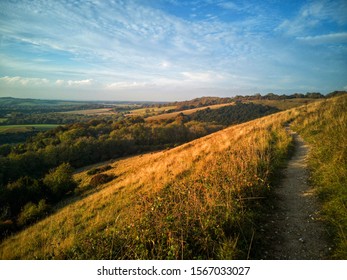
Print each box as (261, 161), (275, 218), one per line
(0, 0), (347, 101)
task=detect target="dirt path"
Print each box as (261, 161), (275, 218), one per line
(260, 130), (329, 259)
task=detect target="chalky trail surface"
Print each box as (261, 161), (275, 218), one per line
(263, 130), (329, 259)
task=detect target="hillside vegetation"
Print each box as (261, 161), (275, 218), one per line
(0, 103), (279, 233)
(292, 95), (347, 259)
(0, 107), (295, 259)
(145, 103), (234, 121)
(0, 95), (345, 259)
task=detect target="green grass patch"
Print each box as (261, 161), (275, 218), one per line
(292, 96), (347, 259)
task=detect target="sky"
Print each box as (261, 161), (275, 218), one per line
(0, 0), (347, 101)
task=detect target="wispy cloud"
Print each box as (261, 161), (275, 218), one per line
(0, 76), (49, 86)
(297, 32), (347, 44)
(0, 76), (95, 88)
(105, 81), (155, 89)
(66, 79), (94, 87)
(277, 0), (347, 36)
(181, 71), (224, 82)
(0, 0), (346, 100)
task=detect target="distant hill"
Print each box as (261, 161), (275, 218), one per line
(0, 97), (90, 107)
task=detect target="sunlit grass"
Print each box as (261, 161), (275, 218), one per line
(0, 107), (296, 259)
(1, 96), (344, 259)
(292, 95), (347, 259)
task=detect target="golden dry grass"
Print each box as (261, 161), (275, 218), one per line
(248, 98), (320, 110)
(0, 105), (299, 259)
(60, 108), (117, 115)
(128, 105), (177, 116)
(292, 95), (347, 259)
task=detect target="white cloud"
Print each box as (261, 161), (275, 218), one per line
(0, 1), (346, 99)
(218, 1), (242, 12)
(55, 79), (65, 86)
(277, 0), (347, 36)
(56, 79), (94, 87)
(105, 81), (155, 89)
(0, 76), (49, 86)
(67, 79), (93, 87)
(297, 32), (347, 44)
(0, 76), (96, 88)
(181, 71), (224, 82)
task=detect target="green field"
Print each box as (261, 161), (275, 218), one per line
(128, 105), (177, 116)
(0, 124), (59, 134)
(60, 108), (117, 115)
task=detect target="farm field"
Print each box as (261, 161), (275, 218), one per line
(146, 102), (235, 121)
(128, 105), (177, 116)
(60, 108), (117, 115)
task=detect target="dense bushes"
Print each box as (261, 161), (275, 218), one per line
(190, 102), (279, 126)
(43, 163), (77, 201)
(0, 163), (76, 236)
(17, 200), (50, 227)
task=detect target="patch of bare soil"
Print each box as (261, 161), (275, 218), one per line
(259, 130), (330, 259)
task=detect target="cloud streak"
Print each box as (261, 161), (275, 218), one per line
(0, 0), (346, 100)
(297, 32), (347, 44)
(0, 76), (49, 86)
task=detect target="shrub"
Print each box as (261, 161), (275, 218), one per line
(0, 220), (15, 238)
(17, 199), (50, 227)
(43, 163), (77, 201)
(86, 165), (112, 176)
(89, 173), (114, 188)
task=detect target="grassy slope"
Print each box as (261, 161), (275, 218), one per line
(248, 98), (320, 110)
(145, 103), (235, 121)
(292, 95), (347, 259)
(145, 99), (319, 121)
(0, 96), (344, 259)
(0, 108), (295, 259)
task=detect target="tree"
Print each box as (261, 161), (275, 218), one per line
(43, 163), (76, 201)
(17, 199), (50, 226)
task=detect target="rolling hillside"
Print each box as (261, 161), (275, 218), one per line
(0, 95), (345, 259)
